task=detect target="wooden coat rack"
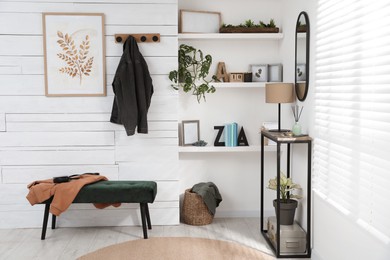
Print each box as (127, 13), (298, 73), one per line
(115, 33), (160, 43)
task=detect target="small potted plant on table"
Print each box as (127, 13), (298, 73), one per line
(267, 172), (302, 225)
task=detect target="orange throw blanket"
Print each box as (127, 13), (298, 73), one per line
(26, 174), (116, 216)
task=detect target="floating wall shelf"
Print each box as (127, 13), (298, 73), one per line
(178, 33), (284, 40)
(212, 82), (266, 88)
(178, 145), (279, 153)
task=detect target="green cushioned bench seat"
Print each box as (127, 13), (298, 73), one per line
(73, 181), (157, 204)
(41, 180), (157, 240)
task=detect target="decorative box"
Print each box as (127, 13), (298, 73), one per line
(267, 216), (306, 253)
(229, 72), (252, 82)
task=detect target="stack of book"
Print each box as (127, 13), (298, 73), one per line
(224, 122), (238, 147)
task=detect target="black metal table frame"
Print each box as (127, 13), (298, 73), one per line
(260, 131), (312, 258)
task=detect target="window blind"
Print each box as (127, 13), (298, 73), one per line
(314, 0), (390, 243)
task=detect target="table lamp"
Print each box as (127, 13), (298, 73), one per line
(265, 83), (295, 132)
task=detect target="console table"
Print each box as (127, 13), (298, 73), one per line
(260, 130), (312, 258)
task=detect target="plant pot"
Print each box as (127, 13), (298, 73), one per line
(273, 199), (298, 225)
(219, 27), (280, 33)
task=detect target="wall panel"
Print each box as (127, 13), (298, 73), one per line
(0, 56), (177, 75)
(0, 149), (116, 166)
(0, 75), (176, 96)
(0, 113), (5, 131)
(0, 0), (178, 228)
(0, 132), (114, 147)
(2, 165), (120, 184)
(0, 35), (177, 57)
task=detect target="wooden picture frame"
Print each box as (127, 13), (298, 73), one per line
(251, 64), (268, 82)
(43, 13), (106, 97)
(268, 64), (283, 82)
(179, 10), (221, 33)
(182, 120), (200, 146)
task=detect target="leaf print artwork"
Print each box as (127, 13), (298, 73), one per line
(56, 31), (94, 84)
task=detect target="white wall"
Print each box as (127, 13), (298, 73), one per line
(282, 1), (390, 259)
(280, 0), (313, 236)
(0, 0), (179, 228)
(178, 0), (292, 217)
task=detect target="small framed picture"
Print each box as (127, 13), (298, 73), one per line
(251, 64), (268, 82)
(182, 120), (200, 146)
(179, 10), (221, 33)
(297, 63), (306, 82)
(268, 64), (283, 82)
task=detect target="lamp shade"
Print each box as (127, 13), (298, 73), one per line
(265, 83), (295, 103)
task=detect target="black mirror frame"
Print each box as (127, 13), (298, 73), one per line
(295, 11), (310, 102)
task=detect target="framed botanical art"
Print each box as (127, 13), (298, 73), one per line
(43, 13), (106, 97)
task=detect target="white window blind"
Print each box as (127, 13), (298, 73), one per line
(314, 0), (390, 243)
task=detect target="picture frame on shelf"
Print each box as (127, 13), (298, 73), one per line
(268, 64), (283, 82)
(179, 10), (221, 33)
(182, 120), (200, 146)
(297, 63), (306, 82)
(42, 13), (106, 97)
(251, 64), (268, 82)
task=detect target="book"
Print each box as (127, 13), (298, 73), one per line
(224, 123), (238, 147)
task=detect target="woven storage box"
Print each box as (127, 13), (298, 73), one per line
(182, 189), (214, 225)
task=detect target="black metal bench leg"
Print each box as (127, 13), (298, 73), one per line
(41, 203), (50, 240)
(145, 203), (152, 230)
(140, 203), (148, 239)
(52, 215), (56, 229)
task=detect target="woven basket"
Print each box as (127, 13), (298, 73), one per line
(182, 189), (214, 225)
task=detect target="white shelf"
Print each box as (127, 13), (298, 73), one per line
(212, 82), (265, 88)
(178, 145), (278, 153)
(178, 33), (284, 40)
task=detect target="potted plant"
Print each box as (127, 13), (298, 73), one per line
(267, 172), (302, 225)
(169, 44), (218, 103)
(220, 18), (279, 33)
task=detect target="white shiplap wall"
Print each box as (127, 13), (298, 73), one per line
(0, 0), (179, 228)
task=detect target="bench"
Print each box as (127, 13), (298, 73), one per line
(40, 180), (157, 240)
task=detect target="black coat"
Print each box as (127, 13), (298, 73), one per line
(110, 36), (153, 136)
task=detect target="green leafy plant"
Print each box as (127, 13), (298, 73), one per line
(169, 44), (218, 103)
(245, 19), (256, 27)
(267, 172), (302, 203)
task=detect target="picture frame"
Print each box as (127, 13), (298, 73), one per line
(296, 63), (306, 82)
(179, 10), (221, 33)
(251, 64), (268, 82)
(182, 120), (200, 146)
(268, 64), (283, 82)
(43, 13), (106, 97)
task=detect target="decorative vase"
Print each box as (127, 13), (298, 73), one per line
(273, 199), (298, 225)
(292, 121), (302, 136)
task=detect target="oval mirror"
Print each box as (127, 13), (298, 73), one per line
(295, 11), (310, 101)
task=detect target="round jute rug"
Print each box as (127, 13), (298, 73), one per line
(78, 237), (275, 260)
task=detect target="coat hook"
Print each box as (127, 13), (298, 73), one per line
(115, 33), (160, 43)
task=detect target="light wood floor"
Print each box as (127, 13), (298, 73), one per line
(0, 218), (305, 259)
